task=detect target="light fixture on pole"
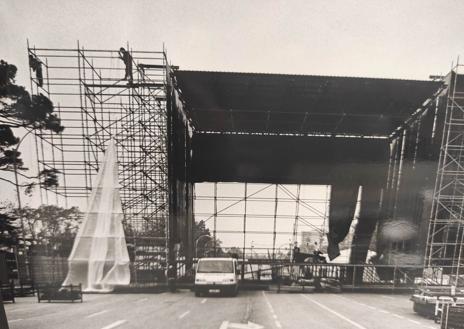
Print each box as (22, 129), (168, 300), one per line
(194, 234), (212, 259)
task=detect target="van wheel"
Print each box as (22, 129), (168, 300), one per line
(195, 290), (201, 297)
(230, 286), (238, 297)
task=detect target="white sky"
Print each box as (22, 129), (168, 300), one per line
(1, 0), (463, 250)
(2, 0), (464, 86)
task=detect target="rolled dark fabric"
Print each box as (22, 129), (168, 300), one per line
(327, 183), (359, 260)
(350, 185), (382, 264)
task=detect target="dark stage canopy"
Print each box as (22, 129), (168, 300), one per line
(175, 70), (442, 137)
(192, 133), (389, 185)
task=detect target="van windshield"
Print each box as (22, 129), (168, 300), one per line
(197, 260), (234, 273)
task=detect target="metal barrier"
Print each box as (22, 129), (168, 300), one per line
(37, 284), (83, 303)
(29, 255), (457, 292)
(239, 261), (422, 290)
(440, 304), (464, 329)
(14, 280), (36, 297)
(0, 282), (15, 303)
(411, 287), (464, 320)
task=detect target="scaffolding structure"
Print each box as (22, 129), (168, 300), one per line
(193, 183), (353, 260)
(25, 43), (464, 288)
(28, 43), (171, 282)
(425, 64), (464, 287)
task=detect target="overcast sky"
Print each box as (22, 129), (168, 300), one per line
(2, 0), (464, 87)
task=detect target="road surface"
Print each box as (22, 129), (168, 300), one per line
(5, 290), (439, 329)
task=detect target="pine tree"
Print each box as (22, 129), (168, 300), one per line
(0, 59), (64, 190)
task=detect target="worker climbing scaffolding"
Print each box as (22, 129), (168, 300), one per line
(28, 54), (43, 87)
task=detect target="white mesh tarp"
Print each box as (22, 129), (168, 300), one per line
(63, 139), (130, 292)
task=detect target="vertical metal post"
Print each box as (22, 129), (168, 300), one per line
(213, 183), (217, 256)
(242, 183), (248, 281)
(12, 131), (35, 283)
(352, 265), (357, 291)
(412, 118), (422, 169)
(393, 129), (407, 219)
(166, 58), (176, 282)
(291, 185), (301, 261)
(321, 184), (329, 247)
(272, 184), (278, 260)
(0, 292), (8, 329)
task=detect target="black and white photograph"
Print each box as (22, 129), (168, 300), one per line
(1, 1), (464, 328)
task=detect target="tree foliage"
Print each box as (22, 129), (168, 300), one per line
(224, 246), (243, 259)
(0, 59), (64, 191)
(193, 220), (223, 257)
(13, 205), (82, 257)
(0, 207), (18, 250)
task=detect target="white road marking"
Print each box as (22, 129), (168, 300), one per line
(86, 310), (109, 318)
(336, 295), (378, 311)
(136, 297), (148, 303)
(201, 298), (207, 304)
(381, 295), (395, 300)
(301, 294), (368, 329)
(223, 322), (264, 329)
(262, 291), (282, 329)
(179, 310), (191, 319)
(100, 320), (127, 329)
(8, 319), (23, 323)
(336, 294), (426, 326)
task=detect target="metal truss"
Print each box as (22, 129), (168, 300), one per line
(425, 64), (464, 287)
(194, 183), (338, 261)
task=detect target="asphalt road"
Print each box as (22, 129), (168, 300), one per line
(5, 290), (440, 329)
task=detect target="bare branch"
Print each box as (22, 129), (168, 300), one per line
(0, 176), (36, 187)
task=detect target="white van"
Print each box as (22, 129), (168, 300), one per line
(194, 257), (240, 297)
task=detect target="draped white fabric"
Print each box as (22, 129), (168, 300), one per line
(63, 139), (130, 292)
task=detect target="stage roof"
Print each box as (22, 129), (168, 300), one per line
(191, 133), (389, 185)
(175, 70), (442, 136)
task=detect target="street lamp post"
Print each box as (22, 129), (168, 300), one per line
(194, 234), (212, 259)
(13, 131), (33, 213)
(12, 130), (34, 283)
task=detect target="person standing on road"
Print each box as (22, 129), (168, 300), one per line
(292, 242), (300, 262)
